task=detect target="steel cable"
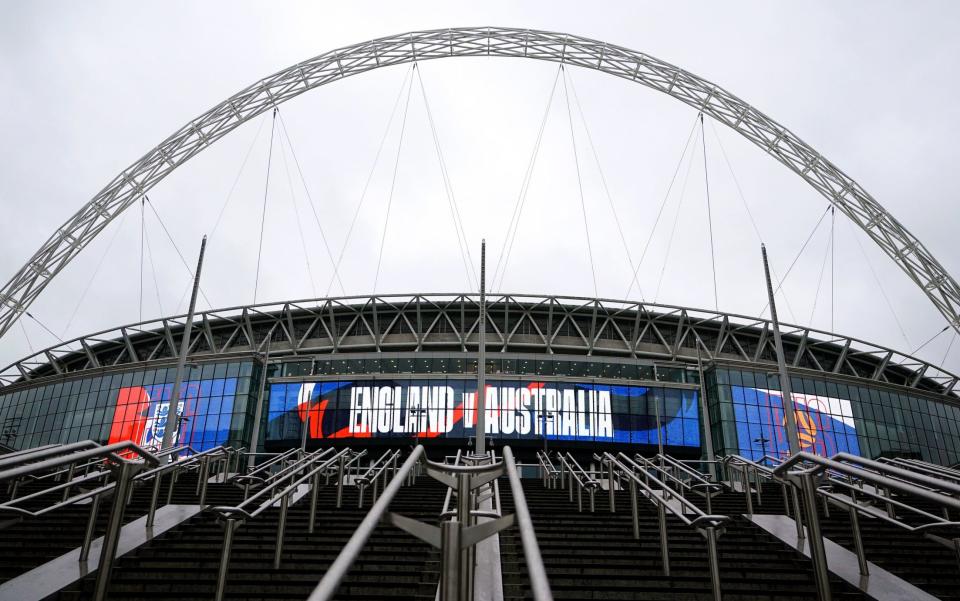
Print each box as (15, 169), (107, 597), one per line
(325, 66), (414, 297)
(372, 64), (416, 295)
(415, 66), (478, 290)
(253, 108), (278, 305)
(561, 66), (599, 297)
(493, 66), (562, 293)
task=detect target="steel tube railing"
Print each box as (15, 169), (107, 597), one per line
(308, 446), (426, 601)
(212, 448), (354, 601)
(503, 446), (553, 601)
(773, 451), (960, 601)
(598, 452), (728, 601)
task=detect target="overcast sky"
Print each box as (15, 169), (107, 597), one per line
(1, 1), (959, 378)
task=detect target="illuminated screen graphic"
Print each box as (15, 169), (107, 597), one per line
(107, 378), (237, 451)
(732, 386), (860, 461)
(267, 379), (700, 447)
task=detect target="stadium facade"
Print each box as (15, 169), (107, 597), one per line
(1, 293), (957, 466)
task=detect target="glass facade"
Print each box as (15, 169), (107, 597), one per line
(706, 367), (960, 466)
(0, 361), (257, 452)
(1, 350), (958, 468)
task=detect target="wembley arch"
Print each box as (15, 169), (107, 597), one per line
(2, 26), (958, 340)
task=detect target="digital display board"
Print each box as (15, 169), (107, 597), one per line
(107, 378), (237, 451)
(267, 379), (700, 447)
(732, 386), (860, 460)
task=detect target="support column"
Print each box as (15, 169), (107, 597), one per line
(476, 240), (486, 454)
(761, 244), (801, 456)
(161, 235), (207, 453)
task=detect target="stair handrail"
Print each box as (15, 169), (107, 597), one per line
(503, 446), (553, 601)
(555, 452), (599, 512)
(0, 440), (163, 601)
(0, 444), (199, 516)
(720, 453), (798, 517)
(440, 448), (463, 517)
(0, 443), (62, 463)
(0, 440), (104, 471)
(877, 456), (960, 487)
(356, 449), (401, 508)
(212, 448), (348, 520)
(654, 453), (720, 488)
(0, 440), (158, 482)
(597, 451), (728, 601)
(307, 446), (426, 601)
(212, 447), (355, 601)
(773, 451), (960, 597)
(233, 447), (301, 485)
(536, 450), (559, 489)
(307, 446), (553, 601)
(636, 454), (722, 514)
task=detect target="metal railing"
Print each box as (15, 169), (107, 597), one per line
(773, 452), (960, 601)
(634, 454), (723, 515)
(211, 447), (356, 601)
(721, 454), (797, 519)
(307, 446), (552, 601)
(596, 452), (729, 601)
(878, 456), (960, 490)
(536, 450), (559, 489)
(232, 447), (302, 497)
(0, 440), (161, 601)
(556, 452), (599, 512)
(356, 449), (401, 508)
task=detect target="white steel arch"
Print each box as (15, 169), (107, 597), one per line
(1, 26), (957, 341)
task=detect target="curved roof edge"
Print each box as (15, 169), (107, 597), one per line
(2, 293), (957, 397)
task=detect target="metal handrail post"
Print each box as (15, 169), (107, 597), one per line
(215, 518), (238, 601)
(274, 494), (289, 569)
(79, 492), (103, 562)
(93, 461), (136, 601)
(658, 502), (670, 576)
(309, 447), (426, 601)
(146, 471), (163, 528)
(798, 472), (832, 601)
(61, 463), (77, 502)
(166, 468), (177, 504)
(502, 446), (553, 601)
(456, 471), (471, 601)
(336, 454), (346, 508)
(200, 462), (211, 506)
(706, 526), (722, 601)
(847, 502), (869, 576)
(629, 479), (640, 539)
(440, 518), (462, 601)
(607, 459), (615, 513)
(309, 471), (320, 534)
(792, 485), (805, 540)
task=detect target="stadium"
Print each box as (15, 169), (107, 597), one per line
(1, 26), (960, 601)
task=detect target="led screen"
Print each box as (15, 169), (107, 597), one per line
(107, 378), (237, 451)
(267, 379), (700, 447)
(732, 386), (860, 460)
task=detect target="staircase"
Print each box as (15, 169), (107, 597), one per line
(694, 480), (960, 601)
(51, 474), (448, 600)
(502, 478), (870, 601)
(0, 470), (241, 585)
